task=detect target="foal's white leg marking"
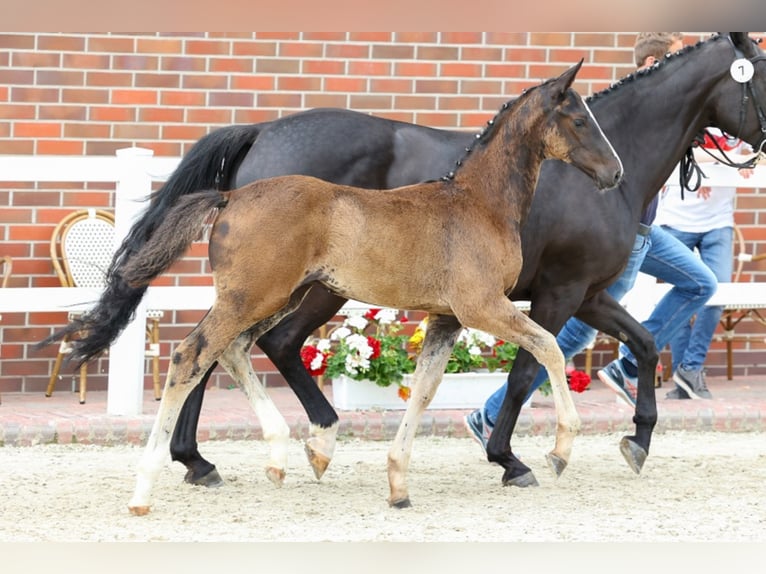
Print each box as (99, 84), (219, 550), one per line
(128, 371), (204, 514)
(217, 335), (290, 486)
(387, 318), (460, 507)
(305, 422), (339, 480)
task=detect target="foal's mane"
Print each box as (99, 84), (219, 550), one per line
(439, 73), (561, 182)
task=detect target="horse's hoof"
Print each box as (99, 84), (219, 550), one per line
(128, 505), (151, 516)
(265, 466), (286, 487)
(388, 497), (412, 509)
(546, 452), (568, 477)
(184, 467), (224, 488)
(502, 469), (539, 488)
(619, 436), (648, 474)
(304, 443), (331, 480)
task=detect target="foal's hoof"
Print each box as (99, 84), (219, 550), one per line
(304, 443), (331, 480)
(502, 469), (539, 488)
(184, 468), (224, 488)
(546, 452), (568, 478)
(619, 436), (648, 475)
(128, 505), (151, 516)
(388, 497), (412, 509)
(265, 466), (286, 487)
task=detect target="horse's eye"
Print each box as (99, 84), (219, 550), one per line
(574, 118), (586, 128)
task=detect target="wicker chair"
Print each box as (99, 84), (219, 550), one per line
(45, 209), (163, 404)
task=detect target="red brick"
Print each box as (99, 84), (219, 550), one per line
(277, 76), (322, 91)
(232, 42), (276, 57)
(460, 80), (503, 95)
(113, 124), (160, 139)
(62, 192), (111, 207)
(88, 36), (136, 53)
(348, 61), (391, 76)
(278, 42), (324, 58)
(11, 51), (61, 67)
(14, 122), (61, 138)
(209, 92), (254, 108)
(441, 63), (483, 78)
(182, 75), (228, 90)
(136, 38), (184, 54)
(442, 32), (484, 44)
(161, 57), (207, 72)
(485, 63), (527, 79)
(326, 44), (370, 59)
(11, 87), (59, 103)
(0, 104), (35, 119)
(186, 40), (232, 56)
(161, 125), (208, 140)
(134, 74), (180, 90)
(138, 107), (185, 123)
(210, 58), (253, 74)
(394, 95), (437, 109)
(62, 88), (110, 104)
(63, 123), (111, 138)
(418, 46), (460, 60)
(302, 32), (347, 41)
(370, 79), (413, 93)
(255, 59), (300, 74)
(372, 45), (414, 60)
(37, 35), (85, 51)
(0, 34), (36, 49)
(394, 62), (438, 77)
(62, 53), (111, 70)
(415, 79), (459, 94)
(38, 105), (88, 121)
(324, 77), (367, 93)
(462, 47), (504, 61)
(414, 112), (459, 128)
(231, 75), (275, 91)
(574, 33), (617, 47)
(255, 32), (299, 40)
(303, 60), (346, 75)
(114, 55), (159, 70)
(37, 140), (84, 155)
(302, 94), (349, 109)
(0, 140), (34, 154)
(112, 90), (158, 105)
(90, 106), (136, 122)
(350, 32), (392, 42)
(348, 94), (393, 110)
(87, 71), (134, 87)
(394, 32), (437, 43)
(161, 91), (206, 107)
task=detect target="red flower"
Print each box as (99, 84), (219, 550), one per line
(300, 345), (327, 376)
(364, 308), (381, 321)
(567, 369), (591, 393)
(366, 336), (381, 359)
(397, 385), (411, 401)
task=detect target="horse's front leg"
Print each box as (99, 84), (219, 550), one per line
(217, 331), (291, 487)
(576, 293), (658, 473)
(462, 298), (581, 485)
(387, 314), (462, 508)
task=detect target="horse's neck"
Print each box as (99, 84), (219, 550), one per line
(454, 116), (543, 218)
(597, 40), (731, 211)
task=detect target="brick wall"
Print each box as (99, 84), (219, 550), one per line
(1, 32), (765, 395)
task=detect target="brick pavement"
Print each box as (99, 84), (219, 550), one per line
(0, 375), (764, 447)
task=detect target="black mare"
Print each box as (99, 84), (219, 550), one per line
(57, 33), (766, 488)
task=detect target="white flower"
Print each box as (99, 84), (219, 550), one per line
(346, 333), (373, 358)
(310, 354), (325, 371)
(346, 315), (368, 331)
(331, 326), (352, 340)
(468, 344), (482, 356)
(376, 308), (397, 325)
(316, 338), (331, 352)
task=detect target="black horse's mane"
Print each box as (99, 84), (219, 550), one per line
(587, 34), (720, 103)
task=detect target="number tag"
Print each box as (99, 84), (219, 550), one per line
(730, 58), (754, 83)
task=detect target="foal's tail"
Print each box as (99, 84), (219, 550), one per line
(35, 124), (259, 366)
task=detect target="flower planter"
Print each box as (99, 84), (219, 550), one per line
(331, 372), (532, 411)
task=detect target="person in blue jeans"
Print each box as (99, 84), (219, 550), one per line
(656, 128), (753, 398)
(464, 32), (718, 449)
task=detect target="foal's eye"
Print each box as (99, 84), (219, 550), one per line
(573, 118), (586, 128)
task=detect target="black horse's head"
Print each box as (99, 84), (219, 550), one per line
(708, 32), (766, 154)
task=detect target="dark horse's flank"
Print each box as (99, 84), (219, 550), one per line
(42, 33), (766, 491)
(104, 63), (620, 513)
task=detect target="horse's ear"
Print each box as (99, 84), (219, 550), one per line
(730, 32), (756, 57)
(555, 59), (584, 98)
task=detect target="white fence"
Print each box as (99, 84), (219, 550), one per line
(1, 152), (765, 415)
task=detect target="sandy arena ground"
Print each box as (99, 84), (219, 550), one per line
(1, 430), (764, 542)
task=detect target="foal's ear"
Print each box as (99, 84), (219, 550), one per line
(554, 59), (584, 99)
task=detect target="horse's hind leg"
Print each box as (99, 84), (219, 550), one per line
(217, 331), (291, 487)
(460, 298), (581, 485)
(128, 305), (257, 516)
(387, 314), (462, 508)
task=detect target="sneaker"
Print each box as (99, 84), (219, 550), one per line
(464, 409), (493, 453)
(597, 360), (637, 407)
(665, 385), (690, 400)
(673, 366), (712, 400)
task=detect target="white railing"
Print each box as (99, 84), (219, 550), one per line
(1, 153), (765, 415)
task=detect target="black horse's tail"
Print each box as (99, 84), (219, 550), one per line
(36, 124), (259, 366)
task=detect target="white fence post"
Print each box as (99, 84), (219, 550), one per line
(107, 147), (154, 416)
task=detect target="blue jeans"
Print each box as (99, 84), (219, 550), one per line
(661, 226), (732, 373)
(483, 230), (651, 426)
(618, 225), (718, 369)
